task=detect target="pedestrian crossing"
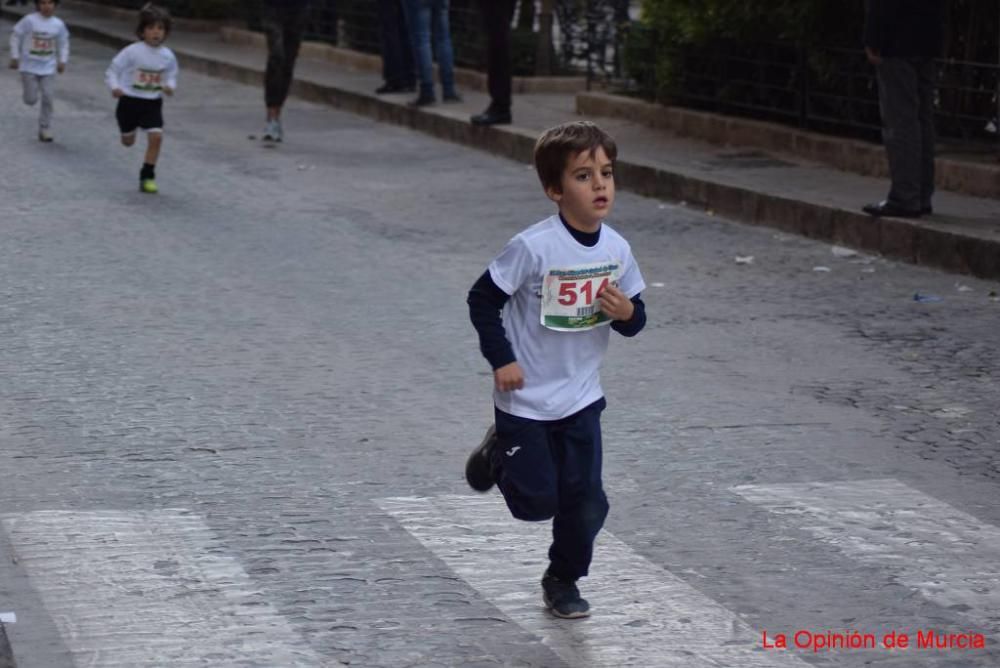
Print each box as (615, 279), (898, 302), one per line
(1, 510), (322, 667)
(2, 479), (998, 666)
(378, 494), (811, 667)
(731, 479), (1000, 625)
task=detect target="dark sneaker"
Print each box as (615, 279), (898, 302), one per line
(861, 200), (920, 218)
(470, 107), (512, 126)
(464, 424), (497, 492)
(542, 570), (590, 619)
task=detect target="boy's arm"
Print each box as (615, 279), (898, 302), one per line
(163, 51), (178, 93)
(467, 270), (515, 370)
(57, 23), (69, 68)
(105, 48), (127, 93)
(468, 270), (524, 391)
(610, 294), (646, 337)
(9, 18), (27, 65)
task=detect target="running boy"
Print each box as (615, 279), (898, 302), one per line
(465, 121), (647, 619)
(104, 3), (177, 194)
(8, 0), (69, 142)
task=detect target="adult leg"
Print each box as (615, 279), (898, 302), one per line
(876, 58), (922, 212)
(396, 1), (416, 88)
(482, 0), (514, 112)
(493, 408), (559, 522)
(916, 58), (936, 212)
(377, 0), (414, 89)
(278, 7), (306, 106)
(548, 400), (608, 582)
(263, 4), (287, 120)
(432, 0), (458, 99)
(405, 0), (435, 102)
(264, 5), (305, 120)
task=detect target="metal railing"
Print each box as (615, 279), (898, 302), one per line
(82, 1), (998, 147)
(615, 22), (1000, 147)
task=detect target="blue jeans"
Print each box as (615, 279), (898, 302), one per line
(492, 398), (609, 581)
(403, 0), (457, 98)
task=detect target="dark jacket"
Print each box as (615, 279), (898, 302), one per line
(864, 0), (945, 59)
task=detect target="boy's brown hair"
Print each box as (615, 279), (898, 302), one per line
(533, 121), (618, 193)
(136, 2), (172, 39)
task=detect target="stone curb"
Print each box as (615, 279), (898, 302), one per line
(578, 92), (1000, 201)
(4, 7), (999, 280)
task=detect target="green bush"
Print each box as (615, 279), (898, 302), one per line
(630, 0), (865, 101)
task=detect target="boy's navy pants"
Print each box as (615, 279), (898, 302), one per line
(492, 398), (609, 582)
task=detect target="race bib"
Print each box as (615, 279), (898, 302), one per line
(29, 33), (54, 57)
(540, 260), (622, 331)
(133, 68), (164, 92)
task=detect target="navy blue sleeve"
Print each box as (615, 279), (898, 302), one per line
(467, 270), (516, 370)
(611, 294), (646, 337)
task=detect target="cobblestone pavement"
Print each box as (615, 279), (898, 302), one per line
(1, 29), (998, 667)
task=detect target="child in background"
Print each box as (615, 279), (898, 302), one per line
(105, 3), (178, 194)
(8, 0), (70, 142)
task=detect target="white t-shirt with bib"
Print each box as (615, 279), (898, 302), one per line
(105, 42), (178, 100)
(9, 13), (70, 76)
(488, 214), (646, 421)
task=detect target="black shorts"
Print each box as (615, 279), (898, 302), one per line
(116, 95), (164, 134)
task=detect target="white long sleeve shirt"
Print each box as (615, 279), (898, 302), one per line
(105, 42), (178, 100)
(9, 12), (70, 76)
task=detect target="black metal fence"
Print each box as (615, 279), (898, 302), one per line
(616, 3), (1000, 147)
(86, 0), (632, 77)
(83, 0), (1000, 146)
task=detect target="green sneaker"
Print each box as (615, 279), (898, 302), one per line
(139, 178), (159, 194)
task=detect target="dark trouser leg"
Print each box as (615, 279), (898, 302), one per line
(877, 58), (924, 211)
(264, 5), (306, 110)
(377, 0), (415, 87)
(548, 401), (608, 581)
(916, 59), (936, 210)
(493, 409), (559, 523)
(406, 0), (435, 97)
(480, 0), (515, 112)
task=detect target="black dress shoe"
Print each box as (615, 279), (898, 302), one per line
(470, 107), (512, 126)
(862, 200), (921, 218)
(375, 82), (415, 95)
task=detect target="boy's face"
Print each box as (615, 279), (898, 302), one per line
(37, 0), (57, 17)
(546, 146), (615, 232)
(142, 22), (166, 46)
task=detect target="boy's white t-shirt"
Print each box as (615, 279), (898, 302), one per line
(9, 13), (70, 76)
(105, 42), (178, 100)
(488, 214), (646, 421)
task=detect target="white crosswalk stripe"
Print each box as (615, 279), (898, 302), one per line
(2, 510), (322, 667)
(378, 494), (810, 668)
(732, 479), (1000, 627)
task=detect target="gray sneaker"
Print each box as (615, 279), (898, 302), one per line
(262, 119), (283, 142)
(542, 570), (590, 619)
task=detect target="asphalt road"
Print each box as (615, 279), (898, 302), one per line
(1, 27), (998, 667)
